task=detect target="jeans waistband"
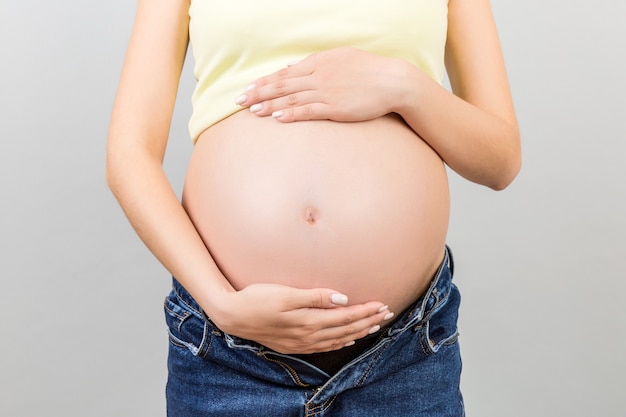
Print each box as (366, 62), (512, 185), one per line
(169, 245), (456, 383)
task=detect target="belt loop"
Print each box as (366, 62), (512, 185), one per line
(445, 245), (454, 276)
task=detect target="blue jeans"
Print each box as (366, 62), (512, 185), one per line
(165, 247), (464, 416)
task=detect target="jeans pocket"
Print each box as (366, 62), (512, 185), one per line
(164, 290), (212, 358)
(421, 284), (461, 355)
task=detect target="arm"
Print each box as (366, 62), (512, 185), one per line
(397, 0), (521, 190)
(106, 0), (390, 354)
(237, 0), (521, 190)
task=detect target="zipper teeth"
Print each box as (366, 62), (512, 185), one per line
(263, 355), (311, 387)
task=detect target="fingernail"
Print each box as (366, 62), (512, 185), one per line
(377, 305), (389, 313)
(344, 341), (356, 347)
(272, 110), (283, 118)
(235, 94), (247, 105)
(287, 60), (301, 66)
(331, 293), (348, 305)
(383, 312), (395, 321)
(245, 83), (256, 91)
(368, 325), (381, 335)
(250, 103), (262, 113)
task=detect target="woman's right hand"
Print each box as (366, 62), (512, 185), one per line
(208, 283), (394, 354)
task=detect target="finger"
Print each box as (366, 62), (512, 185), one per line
(246, 76), (316, 108)
(286, 301), (391, 334)
(252, 59), (315, 88)
(248, 90), (320, 117)
(315, 302), (393, 333)
(319, 305), (395, 339)
(287, 304), (395, 353)
(271, 103), (333, 122)
(235, 79), (307, 108)
(284, 287), (351, 310)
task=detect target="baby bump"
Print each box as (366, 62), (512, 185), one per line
(182, 111), (450, 313)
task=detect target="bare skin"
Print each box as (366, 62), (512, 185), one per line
(106, 0), (520, 354)
(183, 110), (449, 320)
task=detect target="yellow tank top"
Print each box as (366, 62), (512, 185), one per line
(188, 0), (449, 143)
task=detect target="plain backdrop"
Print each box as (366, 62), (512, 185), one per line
(1, 1), (625, 416)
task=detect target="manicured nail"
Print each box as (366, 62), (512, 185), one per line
(377, 305), (389, 313)
(383, 312), (395, 321)
(245, 83), (256, 91)
(368, 325), (381, 335)
(330, 293), (348, 305)
(272, 110), (283, 118)
(344, 341), (356, 347)
(250, 103), (262, 113)
(235, 95), (247, 105)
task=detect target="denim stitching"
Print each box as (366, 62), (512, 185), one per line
(167, 331), (188, 349)
(420, 302), (459, 355)
(163, 298), (190, 322)
(165, 291), (214, 357)
(306, 401), (322, 416)
(164, 297), (195, 349)
(354, 337), (392, 387)
(321, 396), (337, 415)
(305, 396), (336, 416)
(414, 283), (451, 331)
(442, 331), (460, 346)
(418, 326), (431, 356)
(172, 284), (204, 319)
(198, 320), (213, 358)
(305, 400), (320, 416)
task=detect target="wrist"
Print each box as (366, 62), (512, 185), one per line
(390, 60), (425, 118)
(194, 277), (237, 328)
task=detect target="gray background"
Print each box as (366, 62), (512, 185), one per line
(1, 1), (625, 415)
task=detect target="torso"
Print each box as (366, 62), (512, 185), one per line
(182, 110), (449, 315)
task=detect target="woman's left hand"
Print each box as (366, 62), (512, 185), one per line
(235, 47), (410, 123)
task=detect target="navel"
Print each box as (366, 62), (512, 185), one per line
(304, 206), (320, 225)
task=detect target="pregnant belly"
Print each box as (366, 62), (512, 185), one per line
(183, 110), (450, 314)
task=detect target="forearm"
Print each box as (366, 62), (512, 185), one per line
(103, 0), (227, 308)
(106, 146), (235, 315)
(395, 65), (521, 190)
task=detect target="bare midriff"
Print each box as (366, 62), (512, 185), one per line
(183, 110), (450, 316)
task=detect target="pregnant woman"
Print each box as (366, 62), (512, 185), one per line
(107, 0), (520, 415)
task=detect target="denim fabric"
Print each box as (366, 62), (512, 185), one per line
(165, 246), (464, 416)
